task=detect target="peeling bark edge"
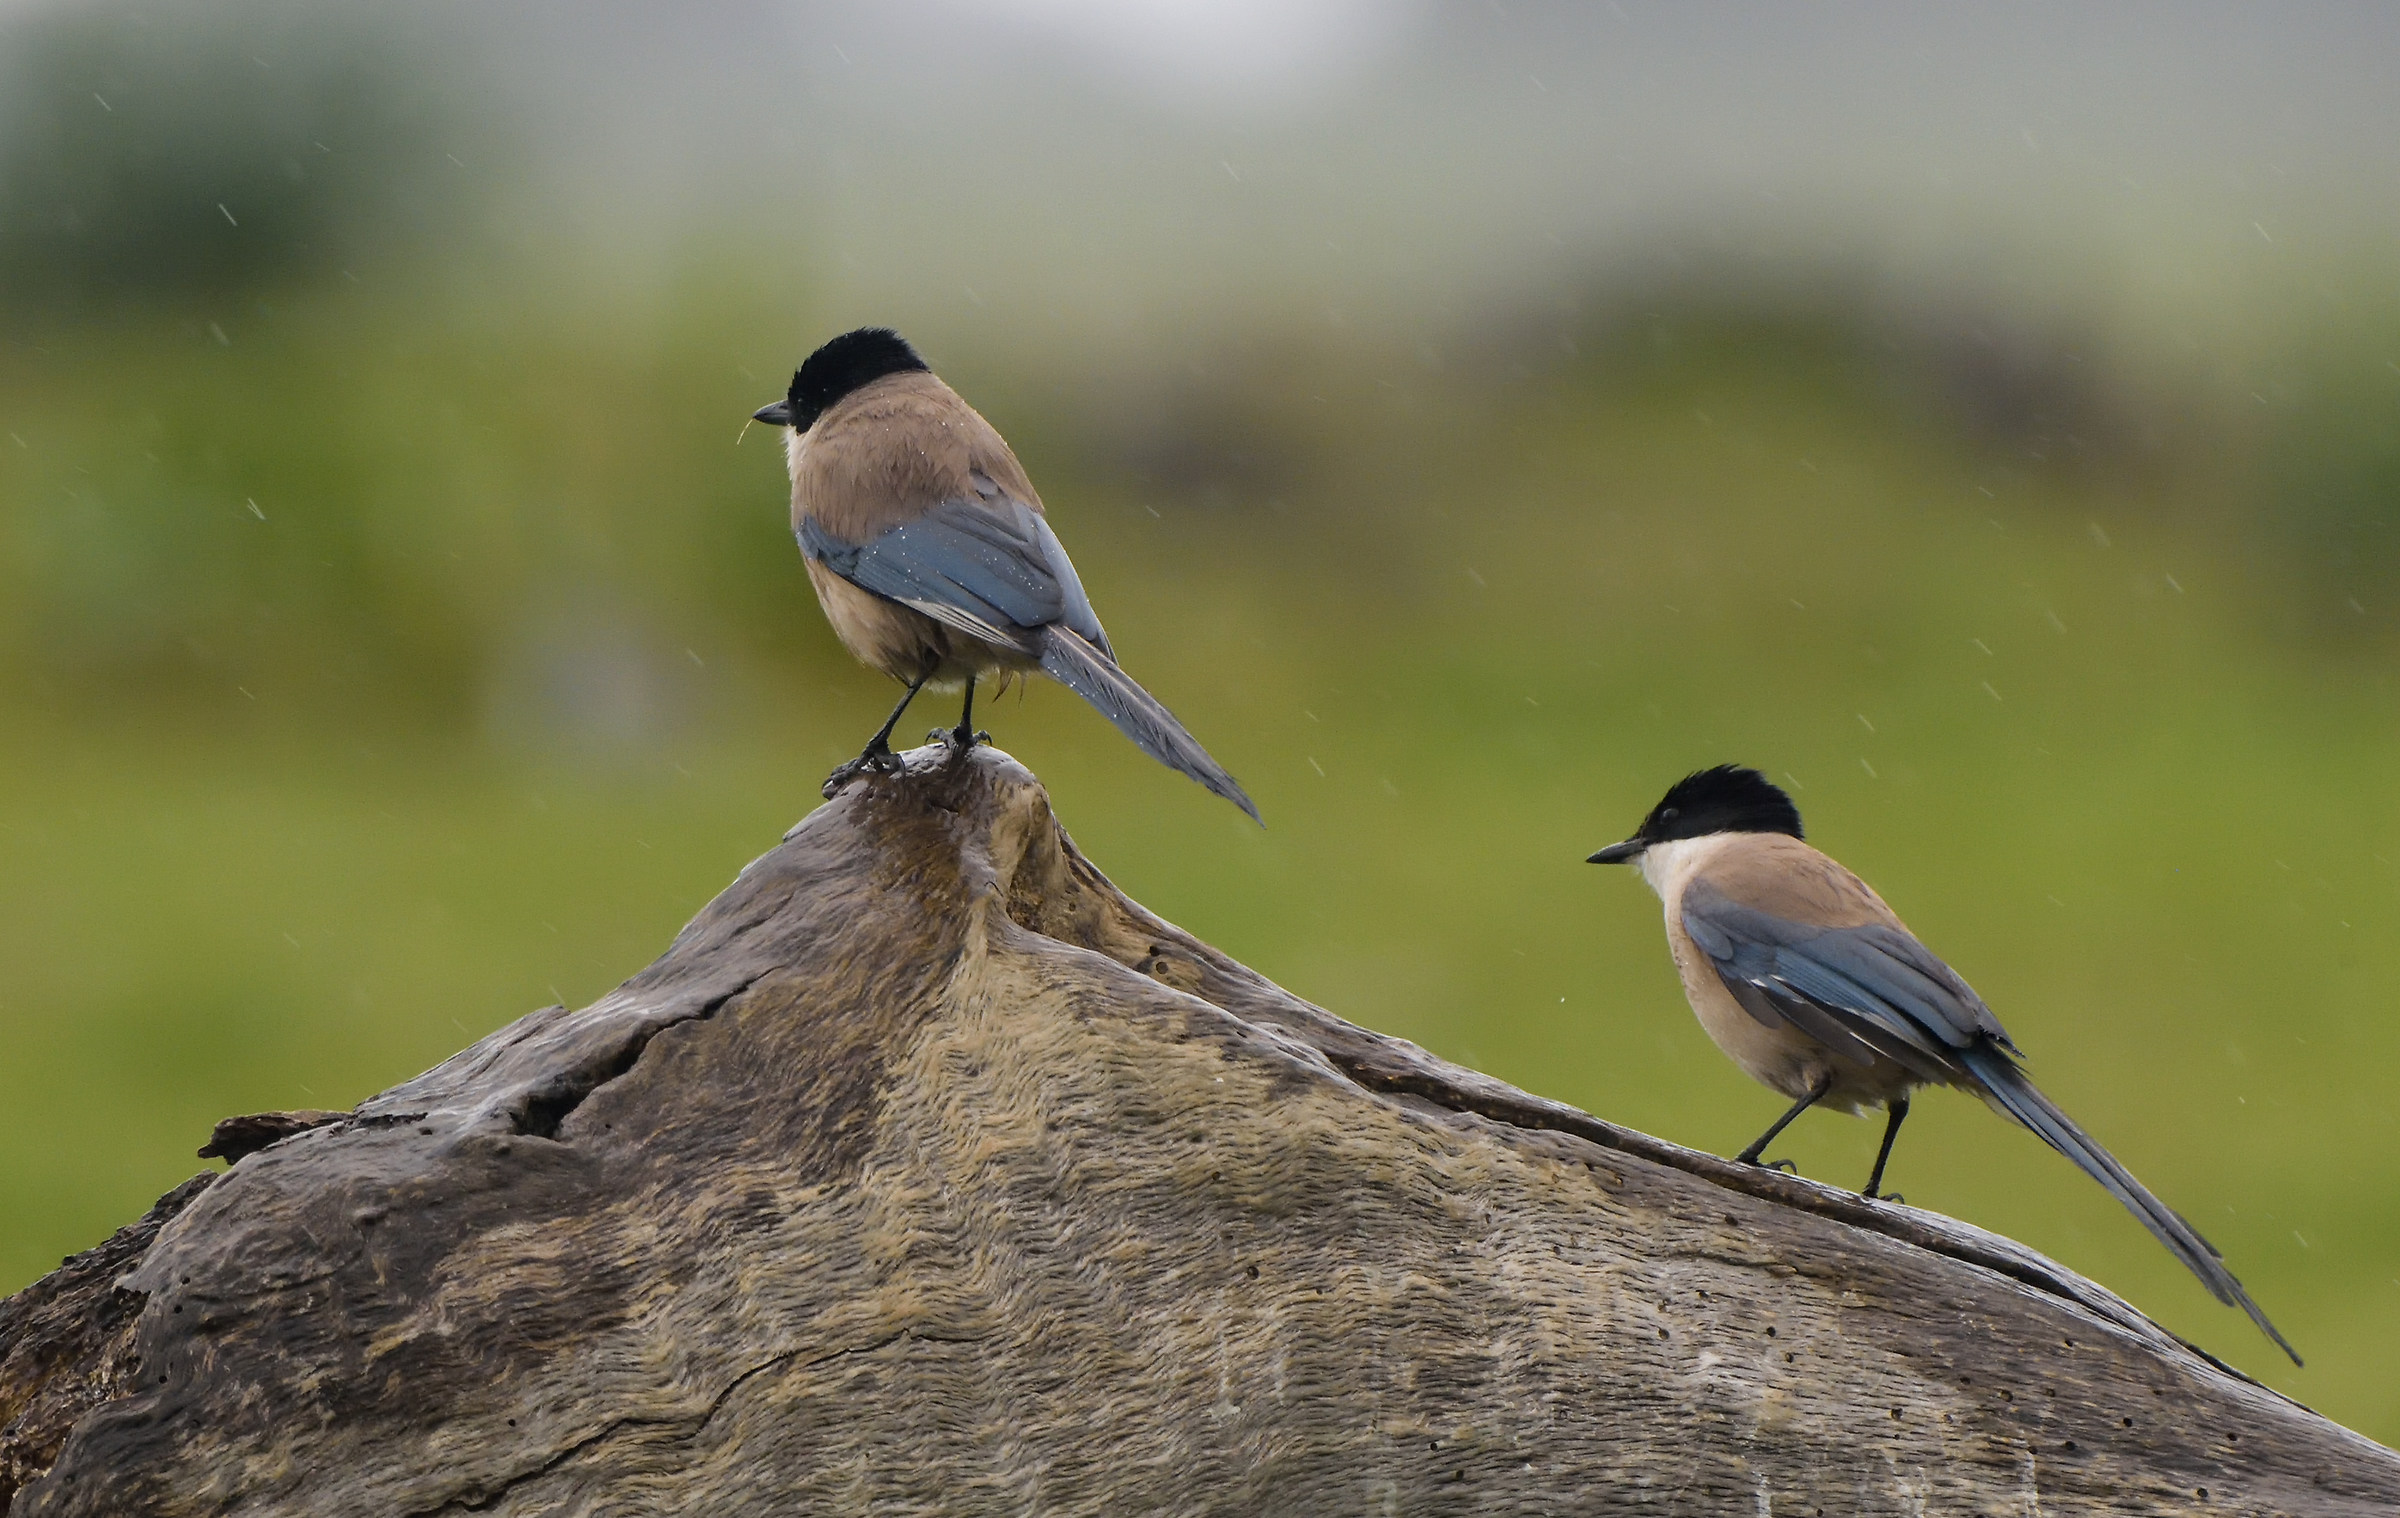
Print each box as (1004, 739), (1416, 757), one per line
(197, 1113), (346, 1164)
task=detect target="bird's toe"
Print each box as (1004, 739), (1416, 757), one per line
(823, 747), (904, 798)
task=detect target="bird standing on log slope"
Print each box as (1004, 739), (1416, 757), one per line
(752, 328), (1258, 821)
(1588, 765), (2297, 1364)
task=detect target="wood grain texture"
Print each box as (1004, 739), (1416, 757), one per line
(0, 1176), (213, 1512)
(4, 745), (2393, 1515)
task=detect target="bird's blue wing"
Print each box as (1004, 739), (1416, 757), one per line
(1681, 878), (2016, 1082)
(801, 497), (1112, 657)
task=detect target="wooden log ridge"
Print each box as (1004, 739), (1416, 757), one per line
(2, 745), (2394, 1516)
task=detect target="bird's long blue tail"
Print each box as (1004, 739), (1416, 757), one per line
(1036, 626), (1261, 825)
(1959, 1042), (2297, 1364)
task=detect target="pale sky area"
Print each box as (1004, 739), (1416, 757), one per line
(454, 2), (2400, 351)
(7, 1), (2398, 361)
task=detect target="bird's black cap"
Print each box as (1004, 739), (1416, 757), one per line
(1588, 764), (1803, 863)
(752, 327), (929, 432)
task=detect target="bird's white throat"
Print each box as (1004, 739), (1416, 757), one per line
(1633, 834), (1739, 900)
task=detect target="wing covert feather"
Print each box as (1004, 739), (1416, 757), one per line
(1679, 877), (2011, 1083)
(800, 497), (1112, 654)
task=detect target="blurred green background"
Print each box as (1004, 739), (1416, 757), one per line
(4, 0), (2398, 1435)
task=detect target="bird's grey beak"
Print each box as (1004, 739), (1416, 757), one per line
(1587, 838), (1646, 865)
(752, 399), (795, 426)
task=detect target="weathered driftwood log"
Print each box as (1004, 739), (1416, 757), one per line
(3, 745), (2395, 1515)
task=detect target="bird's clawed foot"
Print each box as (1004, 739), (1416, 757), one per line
(932, 726), (990, 760)
(1863, 1188), (1905, 1204)
(1755, 1157), (1800, 1175)
(822, 743), (905, 799)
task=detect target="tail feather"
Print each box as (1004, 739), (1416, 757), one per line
(1036, 626), (1261, 825)
(1960, 1042), (2298, 1365)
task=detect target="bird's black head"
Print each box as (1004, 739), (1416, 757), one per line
(751, 327), (929, 432)
(1587, 764), (1803, 864)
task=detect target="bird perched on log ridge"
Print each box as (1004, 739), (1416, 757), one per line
(1588, 764), (2297, 1364)
(751, 327), (1258, 821)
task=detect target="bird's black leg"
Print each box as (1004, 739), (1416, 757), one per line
(1861, 1095), (1909, 1201)
(823, 671), (930, 798)
(863, 671), (931, 755)
(940, 676), (987, 756)
(1733, 1073), (1834, 1171)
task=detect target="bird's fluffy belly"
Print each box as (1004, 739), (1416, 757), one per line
(806, 560), (1040, 688)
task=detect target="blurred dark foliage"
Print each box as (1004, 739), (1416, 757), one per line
(0, 2), (476, 316)
(2254, 340), (2400, 635)
(1480, 259), (2190, 483)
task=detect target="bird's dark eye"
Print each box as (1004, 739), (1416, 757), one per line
(1660, 807), (1679, 822)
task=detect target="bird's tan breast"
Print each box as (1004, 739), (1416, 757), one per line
(1658, 892), (1835, 1103)
(1650, 832), (1921, 1111)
